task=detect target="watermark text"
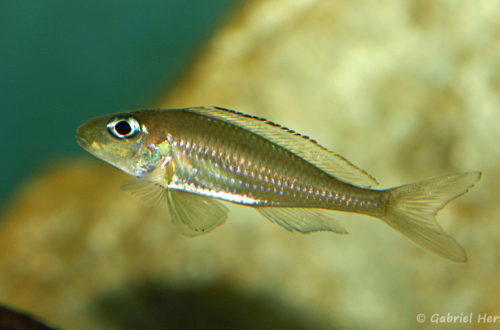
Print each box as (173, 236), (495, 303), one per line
(416, 312), (500, 324)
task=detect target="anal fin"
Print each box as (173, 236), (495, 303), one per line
(257, 207), (348, 234)
(167, 190), (229, 236)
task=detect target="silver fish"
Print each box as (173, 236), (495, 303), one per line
(76, 106), (481, 262)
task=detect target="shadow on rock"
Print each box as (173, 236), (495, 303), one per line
(93, 281), (330, 330)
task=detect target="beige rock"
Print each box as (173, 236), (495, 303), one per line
(1, 0), (499, 329)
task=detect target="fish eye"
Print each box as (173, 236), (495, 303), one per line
(107, 116), (141, 139)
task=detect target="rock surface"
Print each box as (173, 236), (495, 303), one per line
(1, 0), (499, 329)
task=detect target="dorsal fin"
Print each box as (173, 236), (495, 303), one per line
(187, 106), (378, 187)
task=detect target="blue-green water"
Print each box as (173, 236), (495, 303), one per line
(1, 0), (237, 209)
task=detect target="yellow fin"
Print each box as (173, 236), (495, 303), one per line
(382, 172), (481, 262)
(167, 190), (228, 236)
(257, 207), (348, 234)
(187, 106), (378, 188)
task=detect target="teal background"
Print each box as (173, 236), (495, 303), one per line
(1, 0), (237, 208)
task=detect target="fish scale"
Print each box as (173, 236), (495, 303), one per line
(164, 110), (384, 215)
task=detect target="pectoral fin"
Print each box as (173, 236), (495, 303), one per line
(257, 207), (348, 234)
(121, 178), (166, 203)
(167, 190), (229, 236)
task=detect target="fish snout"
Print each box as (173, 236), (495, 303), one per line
(76, 134), (89, 148)
(76, 123), (94, 150)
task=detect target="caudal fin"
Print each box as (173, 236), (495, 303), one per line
(381, 172), (481, 262)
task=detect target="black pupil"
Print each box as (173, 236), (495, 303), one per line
(115, 120), (132, 136)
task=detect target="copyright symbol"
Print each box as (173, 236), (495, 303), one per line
(416, 313), (426, 323)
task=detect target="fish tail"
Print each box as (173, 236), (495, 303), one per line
(380, 172), (481, 262)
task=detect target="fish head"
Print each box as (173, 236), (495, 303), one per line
(76, 111), (168, 177)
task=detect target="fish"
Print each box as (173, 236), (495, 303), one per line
(76, 106), (481, 262)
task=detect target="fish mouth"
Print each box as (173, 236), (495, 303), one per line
(76, 122), (92, 150)
(76, 134), (90, 149)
